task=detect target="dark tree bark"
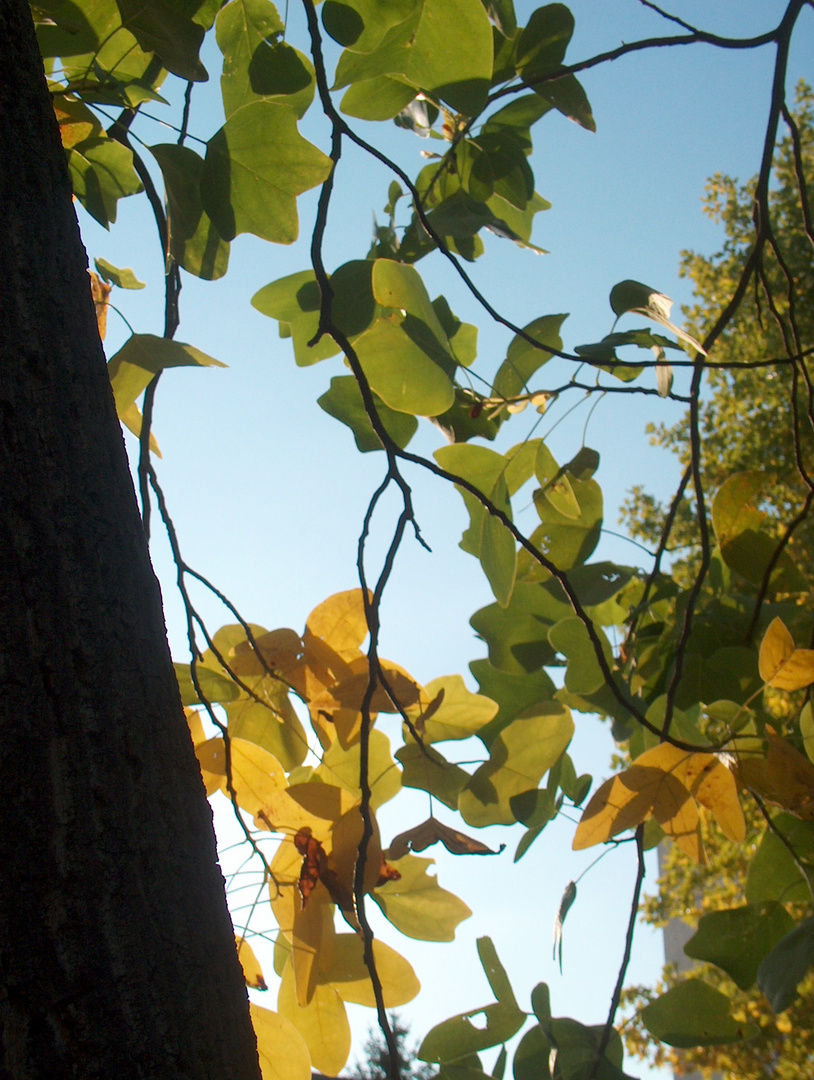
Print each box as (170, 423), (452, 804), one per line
(0, 2), (262, 1077)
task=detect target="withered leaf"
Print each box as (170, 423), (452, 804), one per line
(388, 817), (505, 860)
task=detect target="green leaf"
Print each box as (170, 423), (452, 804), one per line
(510, 787), (557, 828)
(372, 259), (452, 347)
(419, 1002), (525, 1064)
(333, 0), (493, 116)
(746, 814), (814, 904)
(459, 703), (574, 826)
(174, 662), (240, 705)
(318, 376), (418, 452)
(482, 95), (552, 153)
(316, 728), (401, 809)
(641, 980), (759, 1047)
(226, 689), (308, 772)
(534, 477), (603, 570)
(530, 72), (595, 132)
(493, 315), (566, 399)
(201, 101), (332, 243)
(340, 75), (417, 119)
(513, 1025), (551, 1080)
(684, 903), (795, 991)
(251, 271), (339, 366)
(711, 472), (806, 592)
(470, 660), (557, 740)
(757, 915), (814, 1013)
(354, 317), (456, 415)
(395, 742), (470, 810)
(548, 616), (613, 696)
(409, 674), (498, 743)
(372, 853), (472, 941)
(107, 335), (225, 416)
(609, 280), (706, 354)
(515, 4), (573, 80)
(150, 143), (230, 280)
(469, 582), (570, 678)
(801, 701), (814, 764)
(477, 937), (518, 1010)
(67, 136), (143, 228)
(116, 0), (208, 81)
(548, 1019), (631, 1080)
(94, 257), (145, 289)
(483, 0), (516, 38)
(535, 442), (580, 519)
(480, 491), (517, 606)
(323, 0), (418, 52)
(531, 983), (551, 1028)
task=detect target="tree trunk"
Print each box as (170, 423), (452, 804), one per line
(0, 3), (261, 1076)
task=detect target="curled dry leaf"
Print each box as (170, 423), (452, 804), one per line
(388, 816), (505, 860)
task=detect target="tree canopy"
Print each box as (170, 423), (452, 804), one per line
(10, 0), (814, 1078)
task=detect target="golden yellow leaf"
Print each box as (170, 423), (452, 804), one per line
(236, 936), (267, 990)
(309, 656), (422, 715)
(232, 627), (303, 680)
(278, 962), (350, 1076)
(318, 934), (420, 1008)
(194, 736), (226, 797)
(250, 1003), (311, 1080)
(256, 783), (354, 841)
(269, 838), (303, 938)
(572, 742), (745, 863)
(196, 737), (288, 818)
(292, 889), (335, 1006)
(759, 616), (814, 690)
(184, 707), (206, 747)
(671, 749), (746, 842)
(305, 589), (371, 654)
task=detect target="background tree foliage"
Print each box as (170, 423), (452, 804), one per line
(9, 0), (814, 1078)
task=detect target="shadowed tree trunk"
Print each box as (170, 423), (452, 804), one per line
(0, 2), (262, 1076)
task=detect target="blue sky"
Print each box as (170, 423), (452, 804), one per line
(74, 2), (814, 1076)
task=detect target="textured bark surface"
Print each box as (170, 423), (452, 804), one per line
(0, 2), (261, 1077)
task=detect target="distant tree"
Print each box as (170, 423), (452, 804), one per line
(623, 83), (814, 577)
(354, 1015), (436, 1080)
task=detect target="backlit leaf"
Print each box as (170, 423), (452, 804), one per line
(318, 376), (418, 451)
(319, 934), (420, 1007)
(407, 675), (498, 743)
(396, 742), (471, 809)
(94, 257), (145, 289)
(306, 589), (370, 653)
(67, 136), (143, 228)
(236, 935), (268, 990)
(116, 0), (208, 81)
(354, 316), (456, 416)
(278, 962), (350, 1075)
(477, 937), (518, 1010)
(759, 617), (814, 691)
(609, 279), (706, 354)
(372, 854), (472, 941)
(196, 736), (288, 817)
(317, 728), (401, 810)
(150, 143), (230, 280)
(388, 817), (504, 859)
(201, 101), (332, 243)
(333, 0), (493, 116)
(250, 1003), (311, 1080)
(419, 1002), (525, 1063)
(459, 703), (574, 826)
(493, 315), (566, 399)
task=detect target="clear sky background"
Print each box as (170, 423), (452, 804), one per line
(73, 2), (813, 1077)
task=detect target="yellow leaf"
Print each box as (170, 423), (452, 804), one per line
(317, 728), (402, 810)
(305, 589), (371, 654)
(319, 934), (420, 1007)
(573, 743), (722, 863)
(118, 401), (162, 456)
(196, 737), (288, 817)
(194, 736), (226, 797)
(250, 1003), (311, 1080)
(236, 936), (267, 990)
(232, 627), (303, 680)
(671, 750), (746, 842)
(759, 616), (814, 690)
(257, 782), (355, 840)
(185, 707), (206, 747)
(269, 838), (303, 937)
(278, 961), (350, 1076)
(292, 886), (336, 1006)
(310, 655), (422, 715)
